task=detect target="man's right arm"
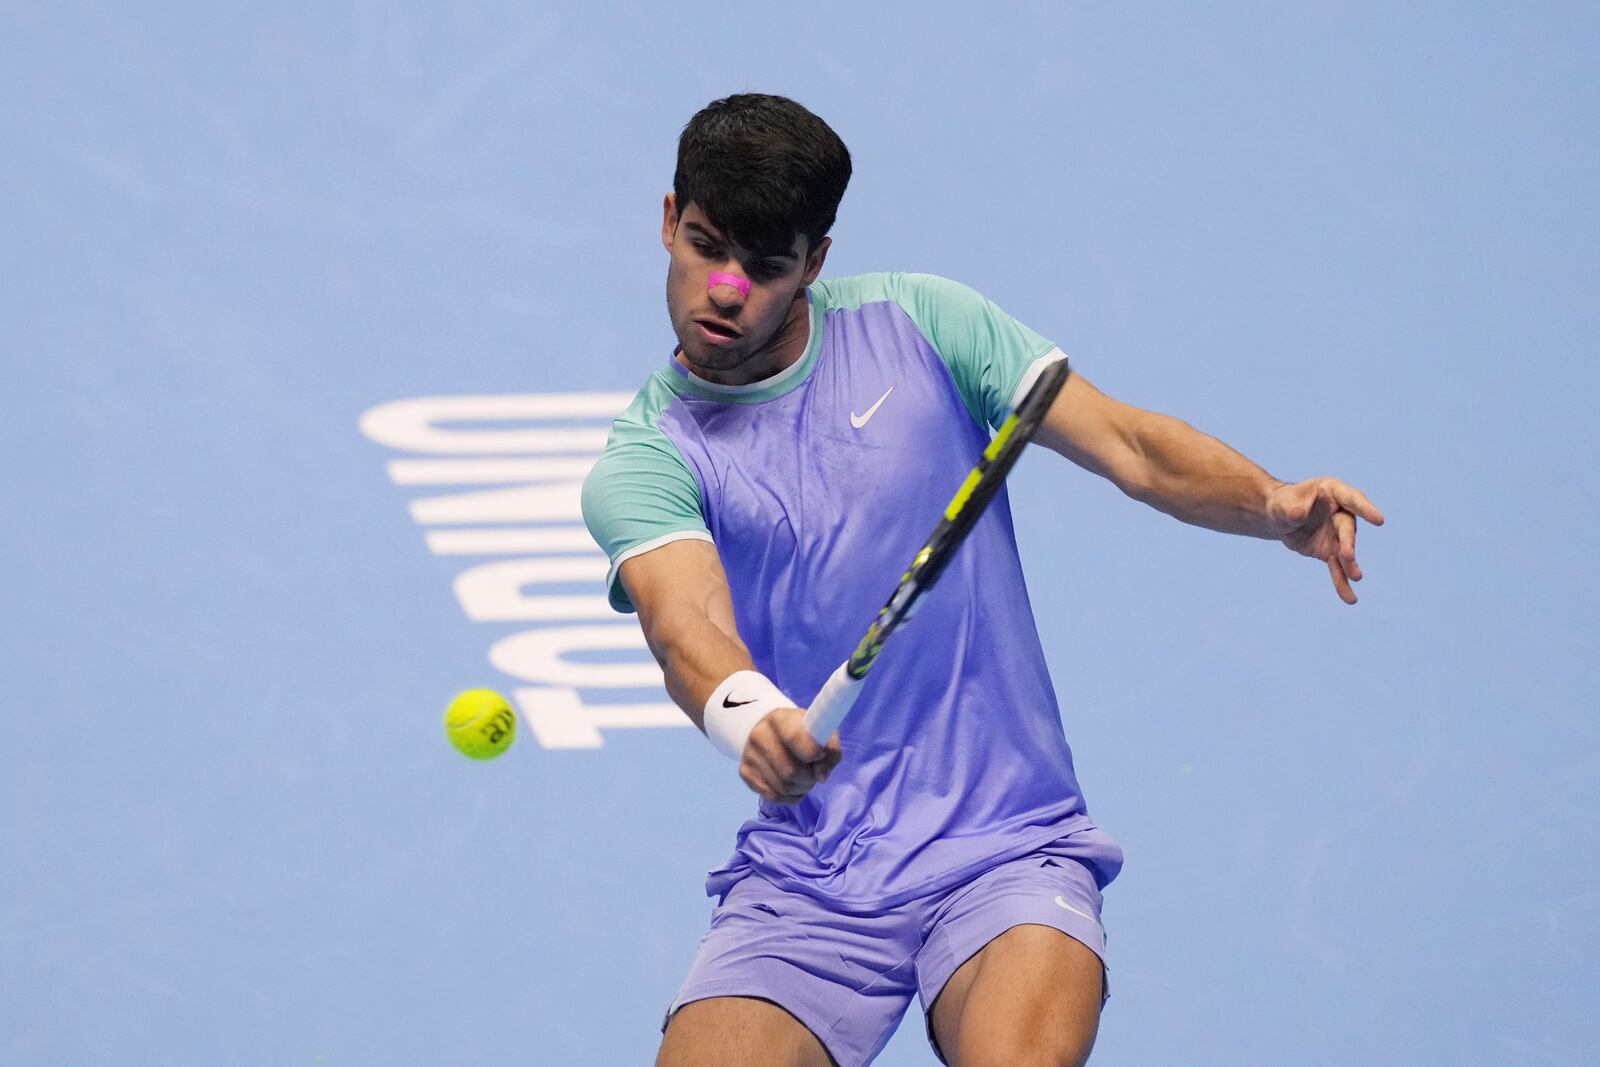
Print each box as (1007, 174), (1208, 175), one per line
(619, 538), (841, 802)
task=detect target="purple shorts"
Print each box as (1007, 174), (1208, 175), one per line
(664, 839), (1110, 1067)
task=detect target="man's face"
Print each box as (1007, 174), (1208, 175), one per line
(661, 194), (829, 383)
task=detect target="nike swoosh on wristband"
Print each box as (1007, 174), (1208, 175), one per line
(722, 696), (756, 709)
(850, 386), (894, 429)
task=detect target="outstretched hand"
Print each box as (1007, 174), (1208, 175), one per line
(1266, 477), (1386, 604)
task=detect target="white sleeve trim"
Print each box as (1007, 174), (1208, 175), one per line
(605, 530), (715, 611)
(1009, 347), (1069, 412)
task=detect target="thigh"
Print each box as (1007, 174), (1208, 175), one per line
(928, 925), (1102, 1067)
(916, 854), (1109, 1067)
(658, 996), (835, 1067)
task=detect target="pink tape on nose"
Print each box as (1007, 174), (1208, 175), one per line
(708, 271), (751, 299)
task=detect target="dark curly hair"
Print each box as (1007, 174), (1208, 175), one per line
(673, 93), (852, 256)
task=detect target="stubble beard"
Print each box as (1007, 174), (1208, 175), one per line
(668, 290), (806, 380)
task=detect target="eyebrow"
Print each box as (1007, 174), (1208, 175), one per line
(684, 222), (799, 261)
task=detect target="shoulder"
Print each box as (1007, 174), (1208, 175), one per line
(810, 272), (982, 313)
(584, 371), (697, 495)
(581, 369), (711, 610)
(592, 368), (687, 457)
(812, 274), (1016, 357)
(609, 366), (683, 433)
(811, 275), (1058, 431)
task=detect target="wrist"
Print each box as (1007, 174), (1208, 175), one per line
(1259, 477), (1290, 529)
(703, 671), (792, 760)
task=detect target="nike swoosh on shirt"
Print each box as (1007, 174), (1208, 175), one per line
(850, 386), (894, 429)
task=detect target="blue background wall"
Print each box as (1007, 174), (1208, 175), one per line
(4, 4), (1596, 1064)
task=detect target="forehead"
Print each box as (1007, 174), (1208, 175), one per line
(677, 202), (803, 259)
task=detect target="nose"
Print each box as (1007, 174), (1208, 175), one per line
(707, 270), (751, 307)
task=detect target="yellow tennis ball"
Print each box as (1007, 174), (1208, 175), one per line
(444, 689), (516, 760)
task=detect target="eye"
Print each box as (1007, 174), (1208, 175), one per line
(751, 260), (786, 280)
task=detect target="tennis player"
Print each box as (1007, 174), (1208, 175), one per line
(582, 94), (1383, 1067)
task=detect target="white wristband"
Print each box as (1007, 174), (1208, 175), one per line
(704, 670), (792, 761)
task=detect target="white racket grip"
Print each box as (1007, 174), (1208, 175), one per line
(804, 662), (864, 744)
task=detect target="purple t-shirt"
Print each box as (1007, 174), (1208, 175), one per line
(583, 273), (1122, 909)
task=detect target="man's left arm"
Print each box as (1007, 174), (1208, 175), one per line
(1035, 371), (1386, 604)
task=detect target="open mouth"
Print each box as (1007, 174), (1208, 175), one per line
(695, 318), (741, 341)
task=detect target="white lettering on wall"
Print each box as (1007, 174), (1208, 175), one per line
(359, 393), (690, 749)
(511, 688), (686, 750)
(359, 394), (630, 454)
(454, 558), (612, 622)
(489, 625), (666, 688)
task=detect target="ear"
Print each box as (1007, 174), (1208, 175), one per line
(801, 236), (832, 285)
(661, 193), (679, 252)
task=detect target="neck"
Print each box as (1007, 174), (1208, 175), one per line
(679, 291), (811, 387)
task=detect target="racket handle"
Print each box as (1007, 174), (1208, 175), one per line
(804, 662), (864, 744)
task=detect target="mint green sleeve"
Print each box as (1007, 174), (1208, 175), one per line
(886, 273), (1064, 429)
(581, 415), (710, 613)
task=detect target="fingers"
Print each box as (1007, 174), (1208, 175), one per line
(818, 735), (843, 782)
(739, 744), (813, 803)
(1320, 480), (1379, 593)
(739, 710), (841, 803)
(1276, 478), (1385, 534)
(1274, 478), (1382, 602)
(1327, 554), (1357, 605)
(1333, 509), (1362, 580)
(775, 714), (826, 764)
(1331, 482), (1385, 526)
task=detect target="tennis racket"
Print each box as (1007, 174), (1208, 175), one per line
(803, 357), (1072, 743)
